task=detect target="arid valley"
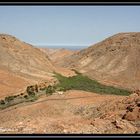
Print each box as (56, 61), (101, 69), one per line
(0, 33), (140, 134)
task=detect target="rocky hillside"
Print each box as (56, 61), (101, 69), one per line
(59, 32), (140, 90)
(0, 34), (55, 78)
(0, 34), (55, 97)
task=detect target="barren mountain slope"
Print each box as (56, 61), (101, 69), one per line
(0, 34), (55, 78)
(0, 34), (56, 97)
(59, 32), (140, 90)
(0, 67), (28, 98)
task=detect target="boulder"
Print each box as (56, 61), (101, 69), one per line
(123, 107), (140, 121)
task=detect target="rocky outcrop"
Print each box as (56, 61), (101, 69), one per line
(122, 90), (140, 121)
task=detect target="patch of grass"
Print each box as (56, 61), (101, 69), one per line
(54, 72), (131, 96)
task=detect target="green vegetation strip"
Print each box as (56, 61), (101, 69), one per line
(0, 71), (131, 110)
(53, 72), (131, 96)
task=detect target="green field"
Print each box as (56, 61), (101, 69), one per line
(54, 72), (131, 96)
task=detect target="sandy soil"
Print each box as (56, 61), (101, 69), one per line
(0, 90), (127, 134)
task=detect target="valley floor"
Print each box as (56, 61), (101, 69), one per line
(0, 90), (139, 134)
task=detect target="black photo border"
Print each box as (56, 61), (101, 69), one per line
(0, 1), (140, 139)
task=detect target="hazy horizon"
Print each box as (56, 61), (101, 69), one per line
(35, 44), (87, 50)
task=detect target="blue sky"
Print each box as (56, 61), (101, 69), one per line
(0, 6), (140, 49)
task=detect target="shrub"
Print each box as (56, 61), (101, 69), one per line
(46, 85), (55, 95)
(28, 91), (35, 97)
(24, 95), (28, 99)
(0, 100), (5, 105)
(35, 84), (38, 92)
(5, 96), (15, 102)
(26, 86), (35, 97)
(13, 95), (18, 98)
